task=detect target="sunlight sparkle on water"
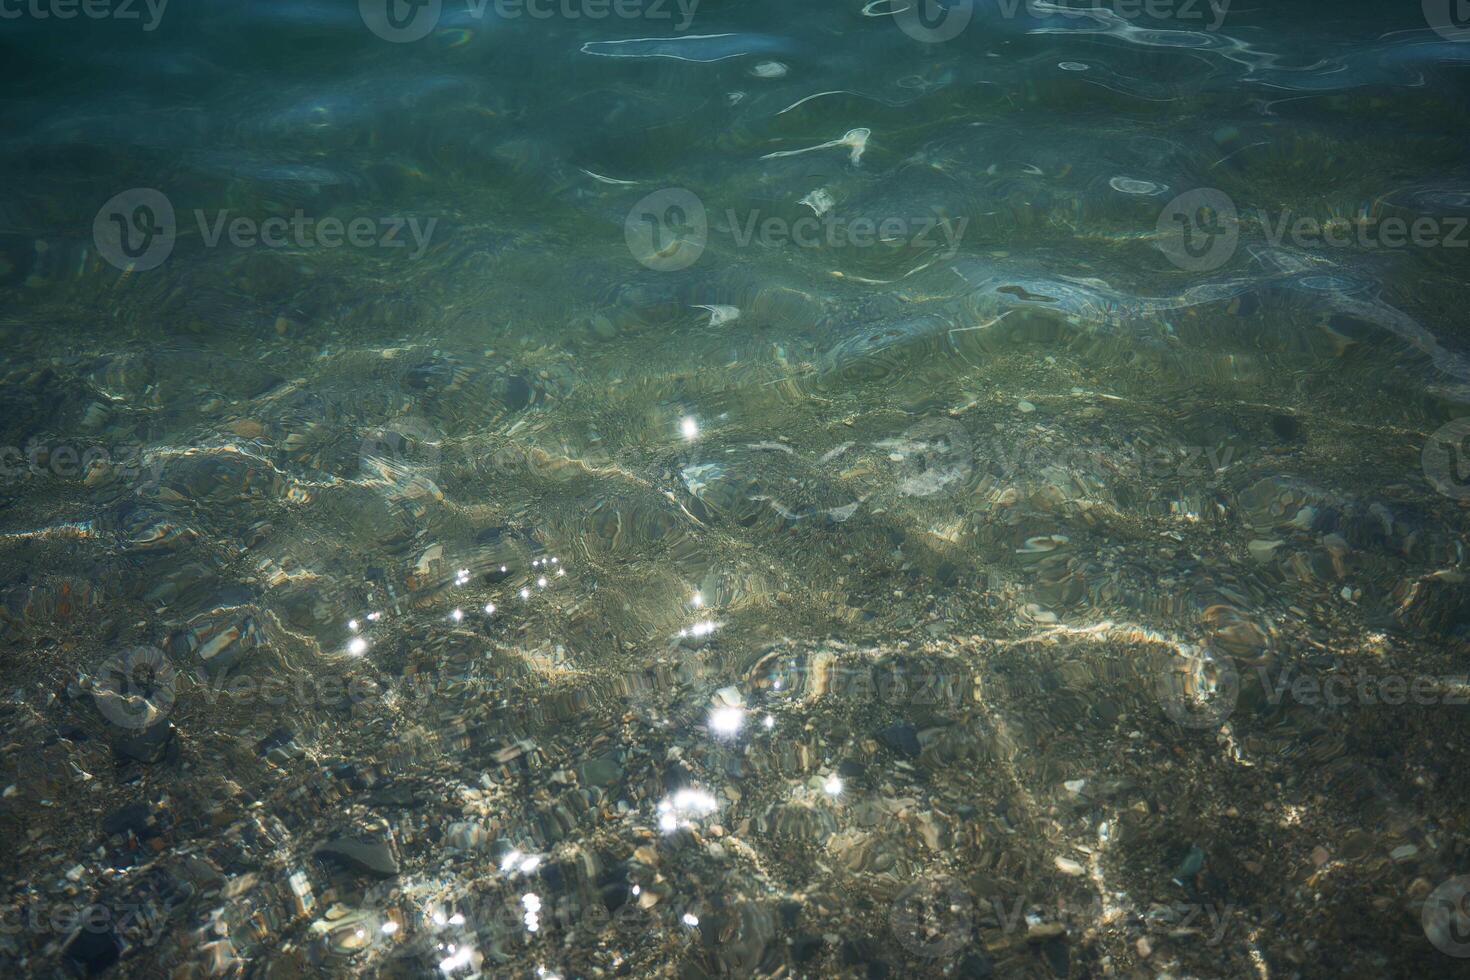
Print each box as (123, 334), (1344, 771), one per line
(709, 706), (744, 737)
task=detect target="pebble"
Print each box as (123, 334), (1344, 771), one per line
(65, 928), (120, 975)
(315, 837), (399, 878)
(1054, 856), (1086, 876)
(1017, 400), (1036, 413)
(877, 722), (921, 759)
(1247, 539), (1282, 562)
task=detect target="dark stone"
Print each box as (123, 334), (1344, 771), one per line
(841, 938), (883, 969)
(366, 783), (422, 808)
(778, 900), (801, 929)
(316, 837), (399, 878)
(576, 752), (622, 788)
(662, 760), (694, 794)
(1173, 843), (1206, 884)
(657, 827), (697, 852)
(1039, 934), (1068, 976)
(114, 722), (176, 764)
(64, 926), (120, 975)
(793, 933), (823, 963)
(876, 721), (921, 758)
(56, 722), (89, 742)
(599, 882), (628, 913)
(327, 762), (365, 789)
(405, 359), (451, 390)
(958, 952), (995, 977)
(102, 803), (154, 838)
(502, 375), (533, 411)
(256, 728), (295, 756)
(212, 583), (255, 607)
(1270, 414), (1300, 441)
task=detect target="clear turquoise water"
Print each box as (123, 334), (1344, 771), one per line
(3, 2), (1470, 977)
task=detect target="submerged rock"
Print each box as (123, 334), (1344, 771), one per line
(315, 835), (400, 879)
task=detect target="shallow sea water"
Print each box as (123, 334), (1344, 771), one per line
(3, 1), (1470, 977)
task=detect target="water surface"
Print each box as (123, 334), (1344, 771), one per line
(3, 1), (1470, 977)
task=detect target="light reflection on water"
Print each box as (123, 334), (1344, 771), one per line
(1, 0), (1469, 977)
